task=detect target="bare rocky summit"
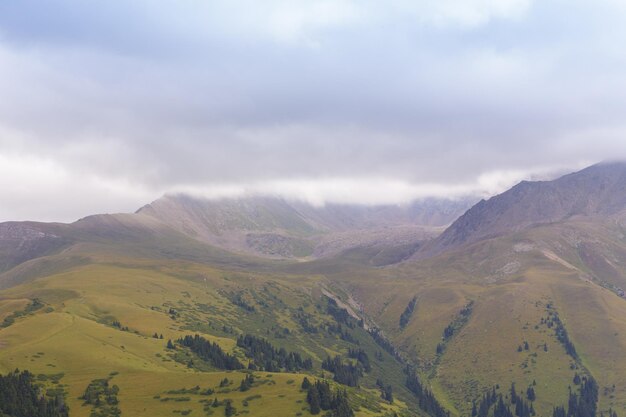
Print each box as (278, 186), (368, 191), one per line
(420, 161), (626, 258)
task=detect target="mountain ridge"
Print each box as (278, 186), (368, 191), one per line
(131, 194), (475, 259)
(418, 161), (626, 259)
(0, 195), (474, 274)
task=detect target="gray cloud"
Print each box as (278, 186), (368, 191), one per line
(1, 0), (626, 221)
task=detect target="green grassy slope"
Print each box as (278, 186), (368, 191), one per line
(0, 252), (418, 417)
(323, 220), (626, 417)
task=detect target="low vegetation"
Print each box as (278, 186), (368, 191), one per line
(1, 298), (44, 328)
(80, 375), (121, 417)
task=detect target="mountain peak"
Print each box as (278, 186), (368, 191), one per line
(420, 161), (626, 257)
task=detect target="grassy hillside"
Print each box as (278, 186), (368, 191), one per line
(0, 251), (422, 417)
(323, 221), (626, 417)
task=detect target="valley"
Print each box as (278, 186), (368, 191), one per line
(1, 163), (626, 417)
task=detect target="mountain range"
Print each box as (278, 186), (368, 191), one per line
(1, 162), (625, 417)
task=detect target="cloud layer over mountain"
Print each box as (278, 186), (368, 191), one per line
(1, 1), (626, 221)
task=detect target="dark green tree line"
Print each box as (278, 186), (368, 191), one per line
(322, 356), (362, 387)
(399, 296), (417, 329)
(306, 380), (353, 417)
(236, 334), (312, 372)
(177, 335), (244, 370)
(0, 369), (69, 417)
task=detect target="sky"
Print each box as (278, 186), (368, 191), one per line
(1, 0), (626, 222)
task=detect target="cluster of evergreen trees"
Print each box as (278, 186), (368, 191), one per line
(471, 383), (536, 417)
(399, 296), (417, 329)
(405, 368), (449, 417)
(0, 369), (69, 417)
(111, 320), (129, 332)
(322, 356), (363, 387)
(510, 383), (536, 417)
(347, 349), (371, 373)
(239, 374), (255, 392)
(236, 334), (312, 372)
(472, 376), (616, 417)
(205, 397), (236, 416)
(227, 292), (256, 312)
(326, 298), (355, 328)
(368, 328), (402, 362)
(542, 306), (577, 359)
(302, 378), (354, 417)
(436, 301), (474, 354)
(294, 310), (319, 334)
(176, 335), (244, 370)
(552, 376), (600, 417)
(551, 313), (577, 359)
(376, 378), (394, 403)
(222, 291), (256, 313)
(473, 387), (514, 417)
(80, 377), (121, 417)
(601, 410), (619, 417)
(327, 323), (358, 344)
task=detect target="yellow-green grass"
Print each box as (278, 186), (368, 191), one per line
(324, 226), (626, 417)
(0, 258), (413, 416)
(0, 297), (30, 321)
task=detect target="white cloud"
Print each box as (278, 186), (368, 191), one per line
(1, 0), (626, 221)
(266, 1), (363, 43)
(392, 0), (532, 28)
(172, 171), (541, 207)
(152, 0), (534, 45)
(0, 152), (155, 222)
(0, 145), (558, 221)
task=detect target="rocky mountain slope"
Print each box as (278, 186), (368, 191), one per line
(419, 161), (626, 258)
(0, 195), (473, 278)
(134, 194), (474, 259)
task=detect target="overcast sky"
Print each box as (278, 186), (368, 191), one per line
(1, 0), (626, 222)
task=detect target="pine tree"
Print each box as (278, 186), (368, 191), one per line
(511, 383), (518, 404)
(382, 385), (393, 403)
(307, 385), (321, 415)
(224, 400), (236, 417)
(333, 390), (354, 417)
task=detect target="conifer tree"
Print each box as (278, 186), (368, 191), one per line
(307, 385), (321, 415)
